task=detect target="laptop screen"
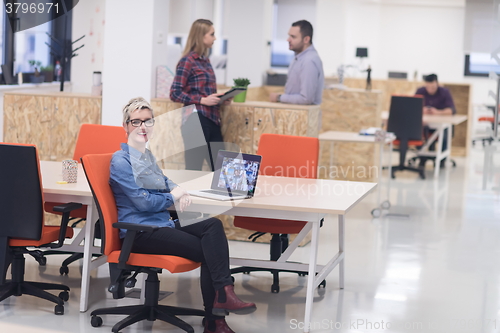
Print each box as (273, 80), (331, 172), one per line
(211, 151), (262, 196)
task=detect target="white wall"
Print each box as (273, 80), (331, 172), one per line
(315, 0), (466, 82)
(102, 0), (166, 126)
(169, 0), (214, 34)
(70, 0), (106, 94)
(275, 0), (316, 40)
(316, 0), (346, 76)
(225, 0), (273, 87)
(151, 1), (171, 94)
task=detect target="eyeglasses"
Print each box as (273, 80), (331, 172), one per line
(127, 118), (155, 127)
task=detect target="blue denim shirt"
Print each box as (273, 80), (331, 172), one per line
(109, 143), (177, 238)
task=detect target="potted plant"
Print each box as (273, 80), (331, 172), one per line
(232, 77), (250, 103)
(40, 65), (54, 82)
(28, 60), (44, 83)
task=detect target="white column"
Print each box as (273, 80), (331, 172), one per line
(102, 0), (169, 126)
(225, 0), (273, 87)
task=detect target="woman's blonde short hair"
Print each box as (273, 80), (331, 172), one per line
(122, 97), (154, 123)
(182, 19), (213, 57)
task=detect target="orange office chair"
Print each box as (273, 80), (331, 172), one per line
(42, 124), (126, 274)
(230, 134), (323, 293)
(81, 153), (205, 333)
(0, 143), (81, 314)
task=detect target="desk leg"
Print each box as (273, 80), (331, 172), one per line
(434, 125), (445, 179)
(79, 200), (97, 312)
(303, 220), (321, 333)
(387, 141), (393, 204)
(329, 142), (334, 179)
(339, 215), (345, 289)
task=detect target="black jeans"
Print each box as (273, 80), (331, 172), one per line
(181, 112), (224, 171)
(132, 217), (233, 319)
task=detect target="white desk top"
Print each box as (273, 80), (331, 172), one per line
(40, 161), (376, 216)
(381, 111), (467, 125)
(319, 131), (396, 144)
(40, 161), (92, 198)
(178, 172), (376, 216)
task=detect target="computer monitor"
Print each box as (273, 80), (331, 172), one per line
(356, 48), (368, 58)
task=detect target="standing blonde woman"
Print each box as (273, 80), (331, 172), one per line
(170, 19), (228, 171)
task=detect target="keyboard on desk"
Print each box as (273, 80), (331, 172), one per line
(200, 189), (233, 196)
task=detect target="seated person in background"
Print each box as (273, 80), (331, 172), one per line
(415, 74), (456, 167)
(109, 97), (256, 333)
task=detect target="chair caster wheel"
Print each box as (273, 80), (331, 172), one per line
(91, 315), (103, 327)
(371, 208), (381, 218)
(108, 283), (119, 293)
(298, 272), (307, 277)
(59, 266), (69, 275)
(319, 280), (326, 288)
(243, 271), (250, 275)
(59, 291), (69, 302)
(35, 255), (47, 266)
(381, 200), (391, 209)
(271, 285), (280, 293)
(54, 304), (64, 315)
(125, 278), (137, 288)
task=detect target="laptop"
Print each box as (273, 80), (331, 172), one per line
(188, 150), (262, 201)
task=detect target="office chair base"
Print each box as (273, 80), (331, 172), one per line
(0, 281), (68, 314)
(91, 271), (205, 333)
(0, 252), (69, 314)
(91, 304), (205, 333)
(391, 165), (425, 179)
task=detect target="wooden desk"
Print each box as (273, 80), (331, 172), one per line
(381, 112), (468, 178)
(177, 172), (376, 333)
(318, 131), (395, 217)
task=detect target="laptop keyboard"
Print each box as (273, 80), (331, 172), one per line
(201, 189), (234, 196)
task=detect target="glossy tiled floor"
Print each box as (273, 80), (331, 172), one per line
(2, 146), (500, 333)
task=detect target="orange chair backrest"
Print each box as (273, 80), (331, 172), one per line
(257, 134), (319, 179)
(73, 124), (126, 162)
(81, 153), (120, 256)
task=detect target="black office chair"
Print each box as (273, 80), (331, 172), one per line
(387, 95), (426, 179)
(0, 143), (82, 315)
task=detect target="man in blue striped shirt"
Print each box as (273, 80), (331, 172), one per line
(270, 20), (324, 105)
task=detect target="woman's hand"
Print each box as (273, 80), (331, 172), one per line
(177, 194), (192, 212)
(200, 93), (222, 106)
(171, 186), (188, 201)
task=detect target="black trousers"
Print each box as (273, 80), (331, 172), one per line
(181, 112), (224, 171)
(132, 217), (233, 319)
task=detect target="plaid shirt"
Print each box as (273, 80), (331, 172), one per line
(170, 51), (220, 125)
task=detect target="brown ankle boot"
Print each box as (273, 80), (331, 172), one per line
(212, 285), (256, 316)
(204, 318), (236, 333)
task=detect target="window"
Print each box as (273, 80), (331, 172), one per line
(14, 22), (51, 74)
(464, 53), (500, 77)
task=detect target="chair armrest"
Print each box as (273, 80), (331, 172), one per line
(52, 202), (83, 213)
(48, 202), (83, 248)
(112, 222), (159, 269)
(112, 222), (159, 232)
